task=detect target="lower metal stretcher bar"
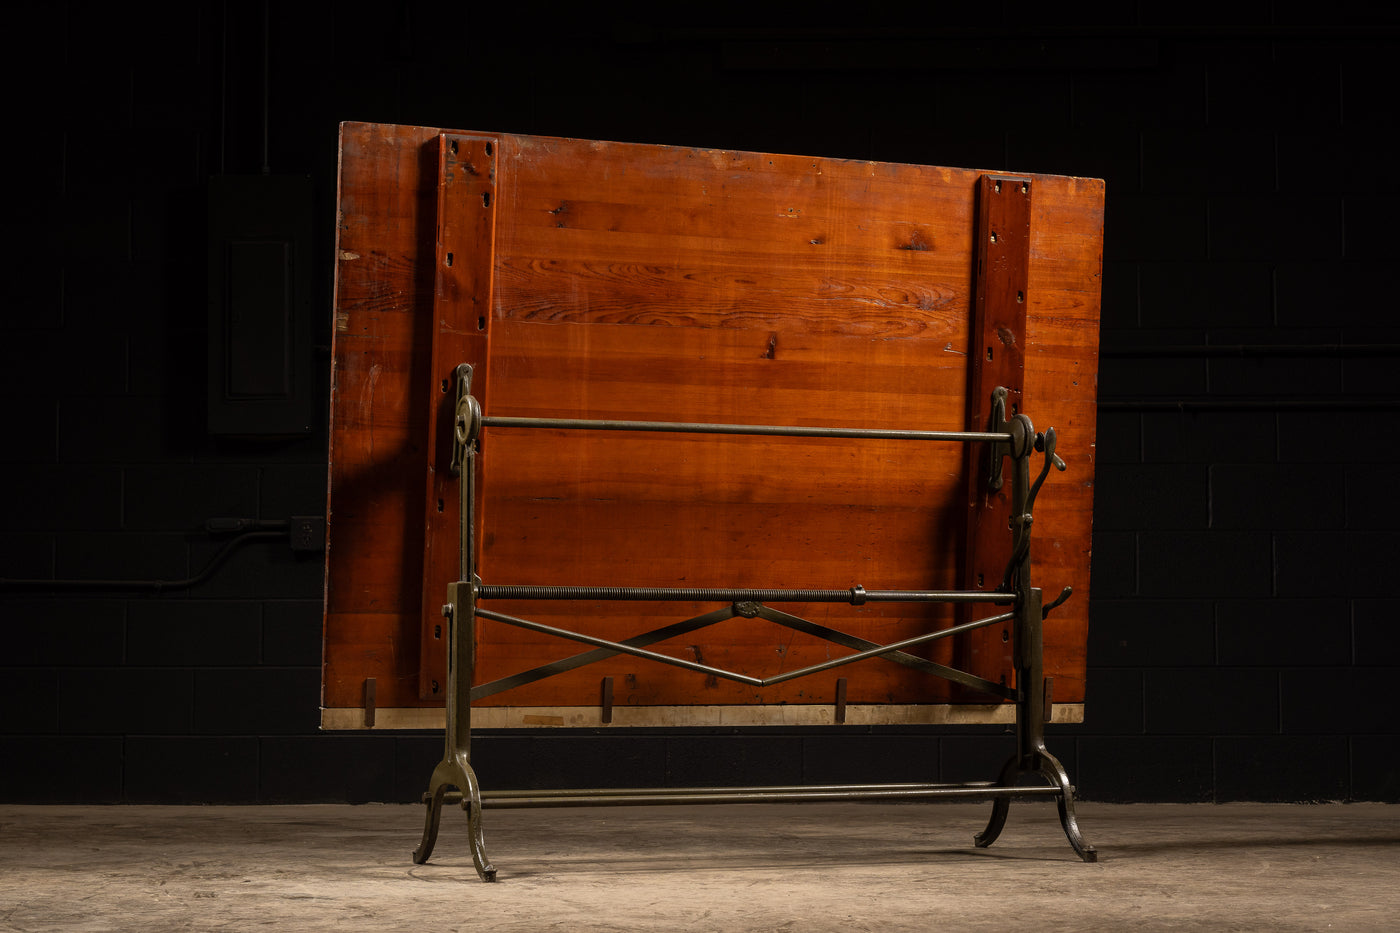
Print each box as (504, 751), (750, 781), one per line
(431, 783), (1066, 808)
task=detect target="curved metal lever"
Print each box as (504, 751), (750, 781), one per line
(999, 426), (1067, 592)
(1042, 585), (1073, 619)
(1026, 427), (1066, 516)
(1035, 426), (1067, 470)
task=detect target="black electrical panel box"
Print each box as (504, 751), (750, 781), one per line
(207, 174), (314, 436)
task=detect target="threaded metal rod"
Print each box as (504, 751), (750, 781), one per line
(483, 415), (1011, 443)
(475, 585), (1013, 605)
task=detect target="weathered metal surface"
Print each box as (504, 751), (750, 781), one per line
(412, 397), (1096, 876)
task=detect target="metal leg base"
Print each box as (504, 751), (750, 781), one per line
(974, 748), (1097, 862)
(412, 755), (497, 881)
(1038, 747), (1097, 863)
(973, 755), (1019, 851)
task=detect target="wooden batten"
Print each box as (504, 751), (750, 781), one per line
(957, 174), (1033, 690)
(418, 133), (499, 699)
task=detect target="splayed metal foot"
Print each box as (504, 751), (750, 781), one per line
(413, 755), (497, 881)
(973, 755), (1020, 850)
(412, 785), (445, 865)
(1039, 748), (1097, 862)
(975, 748), (1096, 862)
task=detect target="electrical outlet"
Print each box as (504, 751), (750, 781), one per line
(290, 515), (326, 552)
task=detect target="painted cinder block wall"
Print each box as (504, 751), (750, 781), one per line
(4, 3), (1397, 804)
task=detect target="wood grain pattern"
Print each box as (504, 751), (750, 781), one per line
(417, 133), (498, 699)
(958, 174), (1033, 688)
(324, 123), (1103, 723)
(325, 122), (441, 711)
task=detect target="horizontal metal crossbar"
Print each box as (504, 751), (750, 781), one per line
(754, 605), (1015, 701)
(430, 783), (1067, 808)
(469, 603), (1015, 701)
(476, 585), (1013, 605)
(483, 414), (1011, 443)
(470, 606), (736, 701)
(473, 606), (1016, 688)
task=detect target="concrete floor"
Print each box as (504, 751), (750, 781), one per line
(1, 802), (1397, 932)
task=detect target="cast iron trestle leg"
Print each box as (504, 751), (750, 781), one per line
(973, 585), (1097, 862)
(414, 365), (495, 879)
(974, 413), (1096, 861)
(412, 579), (497, 880)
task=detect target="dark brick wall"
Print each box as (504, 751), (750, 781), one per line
(4, 3), (1398, 804)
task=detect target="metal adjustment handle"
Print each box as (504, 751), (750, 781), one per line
(449, 364), (480, 477)
(988, 387), (1010, 491)
(1042, 586), (1073, 619)
(1026, 426), (1066, 517)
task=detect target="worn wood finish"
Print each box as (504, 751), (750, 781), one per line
(417, 134), (498, 699)
(325, 122), (443, 713)
(325, 123), (1103, 724)
(958, 175), (1033, 688)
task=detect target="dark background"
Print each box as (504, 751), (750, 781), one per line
(4, 2), (1398, 805)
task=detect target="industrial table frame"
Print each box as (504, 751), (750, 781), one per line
(413, 367), (1096, 881)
